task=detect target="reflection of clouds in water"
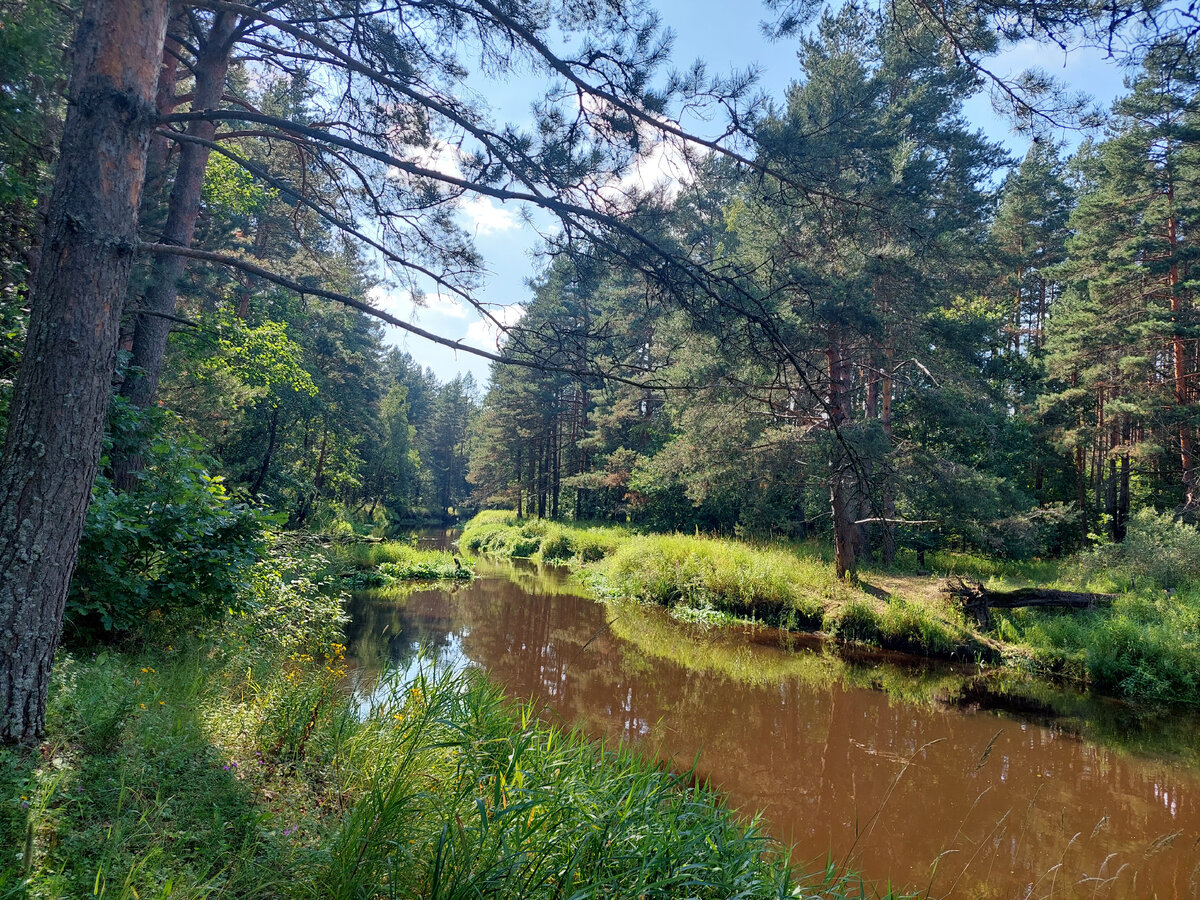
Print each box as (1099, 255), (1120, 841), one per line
(353, 632), (476, 718)
(345, 566), (1200, 898)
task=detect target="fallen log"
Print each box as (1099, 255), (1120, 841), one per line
(944, 577), (1114, 628)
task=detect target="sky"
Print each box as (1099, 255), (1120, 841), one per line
(372, 0), (1135, 390)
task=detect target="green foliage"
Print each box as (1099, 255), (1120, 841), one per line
(0, 581), (895, 900)
(1003, 589), (1200, 704)
(1073, 508), (1200, 590)
(201, 152), (279, 216)
(202, 310), (318, 397)
(68, 407), (270, 635)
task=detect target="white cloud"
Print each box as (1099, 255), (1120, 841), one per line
(405, 139), (466, 180)
(461, 196), (520, 235)
(368, 285), (468, 321)
(570, 92), (706, 211)
(465, 303), (526, 351)
(385, 139), (468, 192)
(618, 133), (700, 201)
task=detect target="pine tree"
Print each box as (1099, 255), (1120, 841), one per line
(1043, 41), (1200, 530)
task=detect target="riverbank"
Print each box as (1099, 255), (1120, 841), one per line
(460, 512), (1200, 705)
(0, 540), (889, 899)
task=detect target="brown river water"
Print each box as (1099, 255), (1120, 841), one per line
(345, 552), (1200, 899)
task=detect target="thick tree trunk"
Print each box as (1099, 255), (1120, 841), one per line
(115, 12), (238, 490)
(0, 0), (168, 744)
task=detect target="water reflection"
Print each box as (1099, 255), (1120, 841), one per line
(346, 560), (1200, 899)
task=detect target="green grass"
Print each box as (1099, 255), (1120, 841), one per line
(0, 573), (904, 899)
(460, 512), (623, 565)
(459, 512), (1200, 705)
(326, 540), (475, 584)
(883, 547), (1065, 586)
(603, 533), (835, 627)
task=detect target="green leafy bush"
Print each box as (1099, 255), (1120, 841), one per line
(68, 406), (269, 635)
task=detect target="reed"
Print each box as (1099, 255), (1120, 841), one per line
(0, 598), (901, 898)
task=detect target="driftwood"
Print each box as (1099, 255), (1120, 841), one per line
(944, 577), (1114, 628)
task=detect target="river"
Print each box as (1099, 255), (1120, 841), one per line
(345, 553), (1200, 899)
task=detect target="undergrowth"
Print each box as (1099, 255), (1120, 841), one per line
(0, 537), (900, 899)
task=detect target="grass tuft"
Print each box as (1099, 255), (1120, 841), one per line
(460, 512), (1200, 704)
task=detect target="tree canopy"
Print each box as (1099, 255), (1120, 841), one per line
(0, 0), (1196, 740)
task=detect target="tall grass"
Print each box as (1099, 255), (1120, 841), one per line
(603, 533), (836, 627)
(1, 579), (901, 899)
(327, 540), (474, 582)
(460, 513), (623, 565)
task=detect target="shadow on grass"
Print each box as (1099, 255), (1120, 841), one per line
(0, 650), (303, 898)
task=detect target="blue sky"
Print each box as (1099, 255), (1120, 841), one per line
(372, 1), (1133, 389)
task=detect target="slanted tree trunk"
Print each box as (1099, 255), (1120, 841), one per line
(114, 11), (240, 490)
(0, 0), (168, 744)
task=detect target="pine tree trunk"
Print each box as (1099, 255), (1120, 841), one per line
(1168, 205), (1195, 508)
(0, 0), (168, 744)
(115, 12), (238, 490)
(826, 337), (856, 579)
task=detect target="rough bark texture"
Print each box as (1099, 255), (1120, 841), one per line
(0, 0), (168, 744)
(117, 12), (238, 487)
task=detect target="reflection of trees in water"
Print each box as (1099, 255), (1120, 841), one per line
(345, 585), (464, 677)
(345, 571), (1200, 899)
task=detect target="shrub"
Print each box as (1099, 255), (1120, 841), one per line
(1120, 509), (1200, 589)
(69, 406), (269, 635)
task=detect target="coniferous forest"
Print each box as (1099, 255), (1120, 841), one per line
(0, 0), (1198, 895)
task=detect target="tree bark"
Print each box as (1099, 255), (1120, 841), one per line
(826, 336), (856, 579)
(0, 0), (168, 744)
(114, 11), (239, 490)
(249, 403), (280, 496)
(946, 578), (1113, 629)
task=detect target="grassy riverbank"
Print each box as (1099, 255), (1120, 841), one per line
(325, 539), (475, 584)
(460, 511), (1200, 705)
(0, 540), (894, 899)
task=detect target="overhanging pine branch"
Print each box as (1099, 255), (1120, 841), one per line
(138, 241), (687, 391)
